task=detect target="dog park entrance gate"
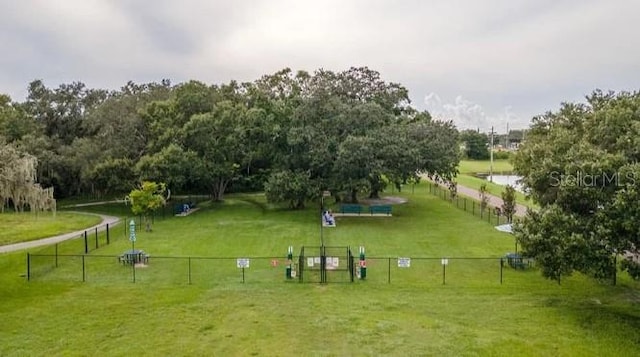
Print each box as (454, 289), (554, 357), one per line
(298, 246), (355, 283)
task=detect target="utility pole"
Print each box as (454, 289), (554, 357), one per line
(506, 122), (509, 149)
(489, 126), (494, 182)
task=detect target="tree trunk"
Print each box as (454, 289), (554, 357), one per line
(368, 175), (383, 199)
(350, 189), (358, 203)
(144, 215), (152, 232)
(212, 179), (229, 201)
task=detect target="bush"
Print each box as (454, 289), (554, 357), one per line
(492, 151), (513, 160)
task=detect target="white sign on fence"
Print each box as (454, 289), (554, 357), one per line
(307, 257), (315, 267)
(441, 258), (449, 266)
(236, 258), (250, 268)
(398, 257), (411, 268)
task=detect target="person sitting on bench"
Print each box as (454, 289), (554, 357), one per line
(323, 210), (335, 226)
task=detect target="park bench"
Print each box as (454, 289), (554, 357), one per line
(175, 202), (196, 216)
(369, 205), (392, 215)
(340, 204), (363, 215)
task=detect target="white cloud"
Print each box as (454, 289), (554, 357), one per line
(425, 93), (527, 132)
(1, 0), (639, 123)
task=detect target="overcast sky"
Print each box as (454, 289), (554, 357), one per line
(1, 0), (639, 132)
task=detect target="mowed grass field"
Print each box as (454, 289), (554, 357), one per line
(1, 185), (640, 356)
(0, 211), (102, 245)
(456, 160), (535, 208)
(458, 159), (514, 175)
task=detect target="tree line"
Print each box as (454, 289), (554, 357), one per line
(514, 89), (640, 282)
(0, 67), (459, 208)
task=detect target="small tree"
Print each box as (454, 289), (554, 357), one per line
(128, 181), (166, 232)
(501, 185), (517, 223)
(448, 180), (458, 201)
(264, 170), (317, 209)
(479, 183), (489, 216)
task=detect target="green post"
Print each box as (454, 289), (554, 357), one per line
(286, 246), (293, 279)
(359, 246), (366, 279)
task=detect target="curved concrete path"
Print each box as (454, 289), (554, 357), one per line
(454, 184), (529, 217)
(0, 212), (121, 253)
(421, 174), (530, 217)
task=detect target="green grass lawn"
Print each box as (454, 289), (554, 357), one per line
(455, 160), (536, 209)
(0, 211), (103, 245)
(454, 174), (536, 209)
(458, 159), (514, 174)
(1, 185), (639, 356)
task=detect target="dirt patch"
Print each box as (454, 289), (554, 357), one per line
(359, 196), (408, 205)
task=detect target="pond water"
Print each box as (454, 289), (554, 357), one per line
(485, 175), (524, 192)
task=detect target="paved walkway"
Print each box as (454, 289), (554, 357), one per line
(421, 174), (530, 217)
(455, 184), (529, 217)
(0, 212), (121, 253)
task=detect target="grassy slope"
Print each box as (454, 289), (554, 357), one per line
(456, 160), (536, 209)
(1, 186), (639, 356)
(0, 212), (103, 245)
(458, 159), (515, 175)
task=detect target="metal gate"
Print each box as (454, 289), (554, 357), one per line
(298, 246), (354, 283)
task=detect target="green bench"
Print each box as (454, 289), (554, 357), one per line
(369, 205), (392, 215)
(340, 204), (363, 215)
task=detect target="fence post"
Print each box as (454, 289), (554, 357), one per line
(500, 258), (503, 284)
(464, 198), (467, 211)
(473, 201), (475, 215)
(95, 227), (99, 249)
(82, 255), (86, 282)
(26, 253), (30, 281)
(442, 263), (446, 285)
(84, 231), (88, 254)
(106, 224), (110, 245)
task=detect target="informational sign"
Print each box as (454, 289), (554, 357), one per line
(397, 257), (411, 268)
(236, 258), (250, 268)
(325, 257), (339, 269)
(441, 258), (449, 266)
(307, 257), (315, 267)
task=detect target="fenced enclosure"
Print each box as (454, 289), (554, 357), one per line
(26, 252), (532, 286)
(426, 181), (516, 225)
(24, 220), (120, 257)
(27, 254), (291, 285)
